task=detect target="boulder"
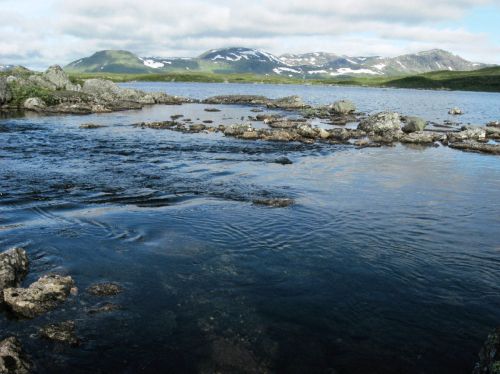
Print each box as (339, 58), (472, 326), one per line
(23, 97), (46, 111)
(315, 128), (330, 140)
(447, 126), (486, 143)
(88, 282), (123, 296)
(357, 111), (401, 134)
(487, 121), (500, 128)
(449, 141), (500, 155)
(473, 326), (500, 374)
(400, 131), (441, 144)
(331, 100), (356, 115)
(263, 129), (294, 142)
(223, 123), (253, 137)
(42, 64), (76, 91)
(296, 124), (316, 138)
(27, 75), (56, 90)
(268, 95), (308, 109)
(0, 337), (32, 374)
(402, 116), (427, 133)
(241, 131), (260, 140)
(0, 247), (29, 308)
(329, 128), (350, 141)
(39, 321), (80, 346)
(4, 274), (76, 319)
(448, 107), (463, 115)
(0, 76), (12, 104)
(486, 127), (500, 139)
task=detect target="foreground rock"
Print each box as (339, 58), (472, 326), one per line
(0, 247), (29, 309)
(331, 100), (356, 115)
(39, 321), (80, 346)
(447, 126), (486, 143)
(267, 95), (309, 109)
(449, 141), (500, 155)
(473, 326), (500, 374)
(358, 111), (401, 134)
(253, 199), (295, 208)
(0, 337), (32, 374)
(88, 282), (123, 296)
(4, 274), (76, 319)
(402, 116), (427, 133)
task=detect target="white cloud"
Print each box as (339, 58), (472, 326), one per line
(0, 0), (498, 69)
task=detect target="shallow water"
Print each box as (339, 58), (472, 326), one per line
(1, 84), (500, 373)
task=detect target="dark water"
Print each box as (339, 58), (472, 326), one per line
(1, 84), (500, 373)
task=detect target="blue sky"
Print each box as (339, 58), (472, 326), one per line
(0, 0), (499, 70)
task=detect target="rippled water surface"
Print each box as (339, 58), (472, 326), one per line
(1, 83), (500, 373)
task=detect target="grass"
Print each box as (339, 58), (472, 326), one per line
(67, 67), (500, 93)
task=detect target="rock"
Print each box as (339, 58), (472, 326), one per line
(203, 95), (271, 105)
(204, 108), (220, 112)
(262, 129), (295, 142)
(486, 127), (500, 139)
(85, 302), (122, 316)
(4, 274), (77, 319)
(487, 121), (500, 128)
(447, 126), (486, 143)
(371, 129), (404, 143)
(0, 76), (12, 104)
(329, 128), (351, 141)
(274, 157), (293, 165)
(400, 131), (441, 144)
(241, 131), (260, 140)
(223, 123), (253, 136)
(26, 75), (56, 90)
(449, 141), (500, 155)
(402, 116), (427, 133)
(253, 199), (295, 208)
(88, 282), (123, 296)
(0, 337), (32, 374)
(23, 97), (46, 112)
(256, 114), (284, 121)
(331, 100), (356, 115)
(267, 120), (301, 129)
(268, 95), (309, 109)
(189, 124), (206, 132)
(79, 123), (107, 129)
(42, 65), (78, 91)
(448, 107), (463, 115)
(0, 247), (29, 309)
(45, 103), (92, 115)
(357, 111), (401, 134)
(39, 321), (80, 346)
(296, 124), (316, 138)
(315, 128), (331, 140)
(473, 326), (500, 374)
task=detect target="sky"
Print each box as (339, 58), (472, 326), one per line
(0, 0), (499, 70)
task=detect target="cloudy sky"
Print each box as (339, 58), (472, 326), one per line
(1, 0), (499, 70)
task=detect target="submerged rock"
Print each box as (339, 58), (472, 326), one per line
(473, 326), (500, 374)
(39, 321), (80, 346)
(0, 247), (29, 309)
(4, 274), (76, 319)
(357, 111), (401, 134)
(88, 282), (123, 296)
(331, 100), (356, 115)
(274, 156), (293, 165)
(204, 108), (220, 112)
(0, 337), (32, 374)
(85, 302), (122, 316)
(253, 198), (295, 208)
(448, 107), (463, 115)
(402, 116), (427, 133)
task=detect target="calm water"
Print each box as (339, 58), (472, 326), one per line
(1, 83), (500, 373)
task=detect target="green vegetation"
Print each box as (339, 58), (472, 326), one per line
(8, 82), (57, 106)
(67, 66), (500, 93)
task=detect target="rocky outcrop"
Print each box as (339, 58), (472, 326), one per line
(39, 321), (80, 346)
(449, 141), (500, 155)
(223, 123), (253, 136)
(448, 107), (463, 115)
(0, 337), (32, 374)
(0, 76), (12, 104)
(473, 326), (500, 374)
(202, 95), (271, 105)
(42, 64), (80, 91)
(358, 111), (402, 134)
(400, 131), (442, 144)
(331, 100), (356, 115)
(0, 247), (29, 309)
(23, 98), (46, 112)
(402, 116), (427, 133)
(447, 126), (486, 143)
(88, 282), (123, 296)
(79, 123), (107, 129)
(267, 95), (309, 109)
(4, 274), (76, 319)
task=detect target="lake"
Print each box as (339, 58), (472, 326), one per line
(1, 82), (500, 373)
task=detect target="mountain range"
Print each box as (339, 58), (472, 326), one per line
(63, 47), (492, 78)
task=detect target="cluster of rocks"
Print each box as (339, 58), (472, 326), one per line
(1, 64), (196, 115)
(0, 246), (125, 372)
(202, 94), (309, 110)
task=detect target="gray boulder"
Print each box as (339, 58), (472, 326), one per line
(447, 126), (486, 143)
(400, 131), (441, 144)
(296, 124), (316, 139)
(42, 64), (78, 91)
(448, 107), (463, 115)
(88, 282), (123, 296)
(23, 97), (46, 111)
(402, 116), (427, 133)
(0, 76), (12, 104)
(0, 247), (29, 308)
(0, 337), (32, 374)
(262, 129), (294, 142)
(39, 321), (80, 346)
(4, 273), (76, 319)
(331, 100), (356, 115)
(358, 111), (401, 134)
(82, 78), (122, 99)
(268, 95), (308, 109)
(223, 123), (253, 136)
